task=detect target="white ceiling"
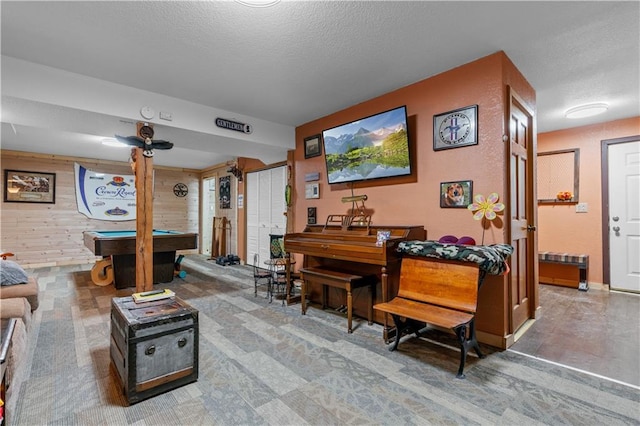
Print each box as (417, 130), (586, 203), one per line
(1, 1), (639, 169)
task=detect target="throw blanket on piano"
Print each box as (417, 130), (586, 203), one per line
(397, 241), (514, 275)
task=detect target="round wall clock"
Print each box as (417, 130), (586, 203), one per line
(173, 183), (188, 197)
(433, 105), (478, 151)
(438, 112), (472, 145)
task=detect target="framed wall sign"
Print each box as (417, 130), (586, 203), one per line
(215, 117), (253, 134)
(305, 183), (320, 199)
(304, 134), (322, 159)
(433, 105), (478, 151)
(305, 172), (320, 182)
(4, 169), (56, 203)
(219, 176), (231, 209)
(439, 180), (473, 208)
(307, 207), (317, 224)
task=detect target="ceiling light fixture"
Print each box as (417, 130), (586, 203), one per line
(565, 103), (609, 119)
(235, 0), (280, 7)
(101, 138), (128, 148)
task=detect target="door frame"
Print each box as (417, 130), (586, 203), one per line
(201, 175), (217, 257)
(506, 86), (539, 338)
(600, 135), (640, 285)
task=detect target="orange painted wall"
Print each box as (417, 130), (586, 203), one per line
(294, 52), (512, 243)
(292, 51), (536, 347)
(537, 117), (640, 285)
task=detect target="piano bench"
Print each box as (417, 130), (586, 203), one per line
(300, 267), (376, 333)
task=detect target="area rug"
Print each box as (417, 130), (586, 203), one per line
(10, 259), (639, 425)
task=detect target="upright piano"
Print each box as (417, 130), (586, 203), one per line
(284, 222), (425, 340)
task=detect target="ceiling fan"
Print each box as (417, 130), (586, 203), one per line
(115, 124), (173, 157)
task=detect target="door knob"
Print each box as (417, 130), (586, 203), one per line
(522, 225), (536, 231)
(612, 226), (620, 232)
(612, 216), (619, 222)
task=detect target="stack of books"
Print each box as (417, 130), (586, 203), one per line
(132, 289), (175, 303)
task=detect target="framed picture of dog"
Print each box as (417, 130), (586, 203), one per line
(440, 180), (472, 208)
(433, 105), (478, 151)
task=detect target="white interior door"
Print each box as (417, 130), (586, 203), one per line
(246, 172), (260, 261)
(246, 166), (287, 264)
(609, 140), (640, 292)
(202, 177), (216, 256)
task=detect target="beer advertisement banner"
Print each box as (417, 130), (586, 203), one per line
(74, 163), (136, 221)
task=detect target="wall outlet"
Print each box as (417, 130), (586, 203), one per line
(576, 202), (588, 213)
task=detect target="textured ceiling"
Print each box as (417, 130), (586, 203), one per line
(1, 1), (638, 169)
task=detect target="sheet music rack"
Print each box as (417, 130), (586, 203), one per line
(323, 214), (371, 234)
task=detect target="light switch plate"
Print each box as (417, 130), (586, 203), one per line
(576, 202), (588, 213)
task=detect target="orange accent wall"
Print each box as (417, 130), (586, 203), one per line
(538, 117), (640, 285)
(293, 51), (536, 347)
(295, 52), (513, 242)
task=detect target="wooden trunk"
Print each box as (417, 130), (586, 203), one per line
(110, 296), (198, 405)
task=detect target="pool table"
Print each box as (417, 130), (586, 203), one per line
(83, 230), (198, 289)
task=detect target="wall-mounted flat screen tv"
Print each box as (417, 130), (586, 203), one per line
(322, 105), (411, 185)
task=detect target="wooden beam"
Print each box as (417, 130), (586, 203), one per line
(132, 147), (154, 292)
(1, 149), (200, 172)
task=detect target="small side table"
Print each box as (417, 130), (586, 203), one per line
(1, 318), (17, 426)
(264, 257), (298, 305)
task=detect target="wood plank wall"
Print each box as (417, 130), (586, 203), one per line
(1, 151), (200, 267)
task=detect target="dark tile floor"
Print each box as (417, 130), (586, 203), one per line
(510, 283), (640, 387)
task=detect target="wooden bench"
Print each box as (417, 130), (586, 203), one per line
(373, 255), (484, 379)
(538, 252), (589, 291)
(300, 267), (375, 333)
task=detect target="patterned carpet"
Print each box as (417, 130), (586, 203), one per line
(9, 255), (639, 425)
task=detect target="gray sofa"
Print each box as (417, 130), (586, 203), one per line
(1, 260), (39, 327)
(1, 258), (40, 424)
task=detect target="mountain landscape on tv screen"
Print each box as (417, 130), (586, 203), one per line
(324, 123), (410, 183)
(323, 123), (407, 154)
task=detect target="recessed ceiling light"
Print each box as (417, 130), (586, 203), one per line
(101, 138), (128, 148)
(565, 103), (609, 119)
(235, 0), (280, 7)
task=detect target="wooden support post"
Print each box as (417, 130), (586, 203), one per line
(132, 147), (154, 293)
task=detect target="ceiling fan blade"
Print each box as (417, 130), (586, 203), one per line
(151, 140), (174, 150)
(114, 135), (144, 148)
